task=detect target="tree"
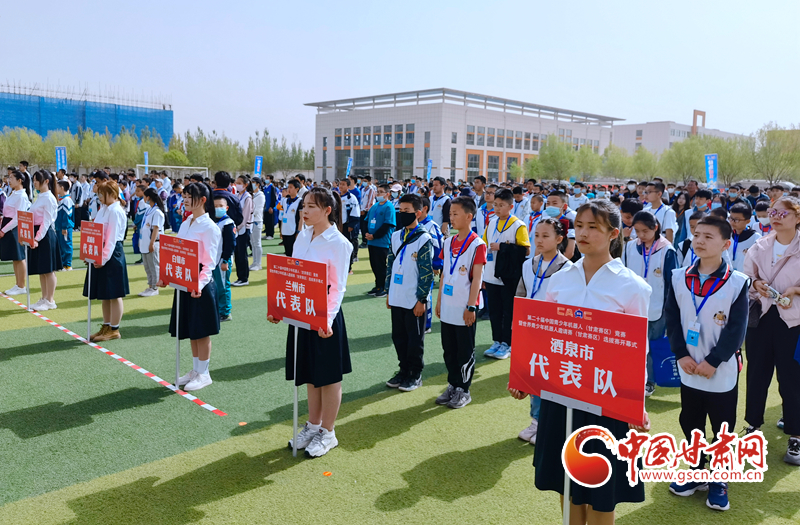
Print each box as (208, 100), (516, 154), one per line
(704, 135), (753, 187)
(163, 149), (191, 167)
(1, 127), (46, 167)
(539, 138), (576, 182)
(110, 131), (140, 170)
(523, 156), (543, 182)
(139, 128), (165, 167)
(43, 130), (81, 169)
(508, 161), (524, 182)
(575, 146), (601, 181)
(749, 122), (800, 184)
(75, 130), (112, 168)
(631, 146), (658, 180)
(658, 136), (704, 184)
(601, 144), (631, 181)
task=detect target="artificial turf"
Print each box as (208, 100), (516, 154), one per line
(1, 235), (799, 524)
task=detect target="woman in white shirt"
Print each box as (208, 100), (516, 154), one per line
(268, 187), (353, 458)
(83, 181), (130, 343)
(159, 182), (222, 392)
(138, 188), (166, 297)
(0, 170), (32, 295)
(28, 171), (61, 311)
(232, 175), (253, 286)
(249, 178), (266, 271)
(533, 200), (653, 523)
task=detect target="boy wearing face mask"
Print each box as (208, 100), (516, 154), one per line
(623, 179), (640, 200)
(755, 201), (772, 235)
(543, 191), (576, 260)
(390, 183), (403, 213)
(213, 197), (236, 321)
(569, 182), (589, 210)
(727, 202), (761, 272)
(366, 184), (395, 298)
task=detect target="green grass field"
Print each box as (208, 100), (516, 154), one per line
(1, 234), (799, 524)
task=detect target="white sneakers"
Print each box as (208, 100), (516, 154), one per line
(249, 266), (262, 271)
(177, 370), (198, 387)
(4, 285), (27, 295)
(184, 373), (212, 391)
(518, 420), (539, 445)
(138, 287), (159, 297)
(305, 428), (338, 458)
(289, 422), (319, 450)
(31, 299), (57, 311)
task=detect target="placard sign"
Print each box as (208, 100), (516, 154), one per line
(17, 211), (34, 247)
(509, 298), (648, 426)
(79, 221), (104, 264)
(159, 235), (200, 294)
(266, 253), (328, 332)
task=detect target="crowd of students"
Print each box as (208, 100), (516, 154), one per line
(3, 162), (800, 522)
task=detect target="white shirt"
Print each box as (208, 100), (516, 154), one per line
(177, 213), (221, 291)
(512, 197), (531, 221)
(1, 189), (32, 233)
(569, 193), (589, 211)
(94, 201), (128, 265)
(31, 190), (58, 241)
(139, 205), (165, 254)
(251, 190), (266, 224)
(773, 239), (790, 265)
(644, 202), (678, 235)
(291, 224), (353, 329)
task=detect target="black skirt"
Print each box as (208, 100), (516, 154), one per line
(28, 226), (60, 275)
(285, 309), (351, 387)
(0, 219), (25, 261)
(82, 241), (130, 300)
(168, 281), (221, 340)
(533, 398), (645, 513)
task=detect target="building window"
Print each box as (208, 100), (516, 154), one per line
(424, 131), (430, 143)
(354, 149), (370, 166)
(452, 132), (457, 144)
(344, 128), (351, 147)
(497, 129), (504, 149)
(467, 153), (480, 179)
(524, 132), (531, 150)
(558, 128), (565, 142)
(450, 147), (457, 179)
(573, 138), (579, 151)
(384, 132), (392, 145)
(593, 139), (599, 154)
(322, 150), (327, 179)
(335, 136), (342, 147)
(466, 125), (475, 145)
(354, 134), (360, 147)
(488, 155), (499, 180)
(477, 126), (485, 146)
(487, 135), (494, 147)
(406, 131), (414, 144)
(363, 133), (370, 146)
(424, 146), (430, 166)
(336, 150), (350, 178)
(506, 156), (518, 173)
(506, 132), (513, 149)
(515, 130), (523, 150)
(477, 134), (484, 146)
(354, 127), (360, 135)
(467, 125), (475, 132)
(636, 129), (642, 138)
(374, 131), (381, 146)
(406, 123), (414, 131)
(374, 149), (391, 167)
(635, 143), (642, 151)
(396, 132), (403, 144)
(323, 137), (328, 148)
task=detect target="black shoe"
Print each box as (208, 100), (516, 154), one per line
(480, 312), (490, 321)
(399, 375), (422, 392)
(220, 314), (232, 322)
(366, 287), (379, 296)
(359, 243), (368, 249)
(374, 289), (387, 298)
(386, 371), (406, 388)
(134, 259), (143, 265)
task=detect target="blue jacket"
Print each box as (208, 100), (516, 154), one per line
(367, 200), (395, 249)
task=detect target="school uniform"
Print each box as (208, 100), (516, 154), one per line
(727, 228), (761, 273)
(756, 221), (772, 236)
(250, 189), (265, 268)
(262, 183), (278, 238)
(568, 193), (588, 211)
(168, 214), (221, 340)
(234, 190), (253, 283)
(665, 262), (748, 469)
(366, 200), (395, 292)
(28, 190), (60, 275)
(56, 195), (74, 268)
(534, 258), (652, 512)
(285, 225), (353, 387)
(678, 238), (732, 268)
(430, 193), (451, 229)
(213, 214), (236, 317)
(132, 198), (147, 256)
(644, 202), (678, 237)
(280, 196), (302, 257)
(139, 205), (165, 288)
(83, 202), (130, 300)
(526, 211), (544, 256)
(439, 232), (486, 390)
(482, 215), (530, 346)
(386, 225), (434, 379)
(421, 215), (444, 330)
(511, 197), (530, 221)
(341, 190), (361, 270)
(0, 190), (31, 261)
(472, 204), (495, 238)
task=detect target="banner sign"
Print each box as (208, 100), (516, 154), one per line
(267, 254), (328, 332)
(17, 211), (34, 247)
(426, 158), (433, 181)
(345, 157), (353, 178)
(509, 298), (648, 426)
(79, 221), (104, 264)
(144, 151), (149, 175)
(159, 236), (200, 294)
(705, 153), (718, 190)
(254, 155), (263, 177)
(55, 146), (68, 171)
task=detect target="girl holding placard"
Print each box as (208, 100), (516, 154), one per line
(28, 170), (60, 311)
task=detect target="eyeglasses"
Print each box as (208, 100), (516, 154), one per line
(767, 208), (796, 219)
(729, 217), (748, 223)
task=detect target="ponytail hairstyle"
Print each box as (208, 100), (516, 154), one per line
(537, 217), (564, 239)
(575, 199), (623, 258)
(143, 187), (166, 215)
(632, 209), (662, 239)
(10, 169), (32, 200)
(33, 169), (54, 192)
(236, 174), (252, 194)
(183, 182), (215, 218)
(305, 186), (343, 232)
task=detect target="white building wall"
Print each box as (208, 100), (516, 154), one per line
(613, 121), (745, 156)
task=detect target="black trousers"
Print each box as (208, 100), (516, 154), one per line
(745, 306), (800, 436)
(391, 306), (426, 377)
(346, 224), (359, 270)
(368, 245), (388, 291)
(441, 322), (477, 390)
(264, 210), (275, 238)
(485, 282), (515, 345)
(283, 233), (297, 257)
(234, 230), (251, 282)
(360, 213), (369, 244)
(679, 382), (737, 470)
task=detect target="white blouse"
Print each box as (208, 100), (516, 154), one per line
(292, 224), (353, 329)
(1, 190), (32, 233)
(94, 202), (128, 265)
(177, 213), (221, 291)
(31, 190), (58, 241)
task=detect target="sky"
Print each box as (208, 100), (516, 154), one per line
(2, 0), (799, 148)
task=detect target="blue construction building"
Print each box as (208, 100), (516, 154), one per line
(0, 85), (173, 141)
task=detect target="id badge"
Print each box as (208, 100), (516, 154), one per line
(282, 217), (288, 223)
(393, 274), (403, 285)
(370, 218), (376, 226)
(443, 284), (454, 296)
(487, 252), (494, 262)
(686, 322), (701, 347)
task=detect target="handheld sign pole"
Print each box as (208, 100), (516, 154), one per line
(80, 221), (104, 341)
(562, 407), (573, 525)
(159, 236), (200, 390)
(17, 211), (34, 309)
(25, 247), (30, 309)
(266, 254), (329, 458)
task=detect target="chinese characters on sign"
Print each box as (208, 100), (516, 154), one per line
(266, 254), (328, 332)
(159, 236), (199, 294)
(705, 153), (718, 190)
(17, 211), (34, 247)
(509, 298), (648, 426)
(79, 221), (104, 264)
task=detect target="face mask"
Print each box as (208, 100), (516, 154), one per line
(667, 188), (675, 194)
(675, 190), (681, 195)
(215, 207), (226, 218)
(235, 184), (244, 193)
(377, 195), (386, 203)
(597, 191), (606, 198)
(573, 188), (581, 194)
(728, 191), (738, 199)
(391, 191), (399, 199)
(545, 206), (561, 218)
(711, 202), (722, 210)
(399, 211), (417, 227)
(757, 217), (770, 226)
(362, 181), (368, 187)
(627, 184), (636, 191)
(784, 192), (789, 197)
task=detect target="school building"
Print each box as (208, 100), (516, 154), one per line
(306, 88), (622, 183)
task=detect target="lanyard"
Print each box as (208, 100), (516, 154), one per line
(642, 241), (656, 278)
(690, 247), (697, 265)
(494, 216), (512, 244)
(399, 224), (420, 266)
(514, 201), (520, 214)
(732, 231), (740, 260)
(691, 277), (722, 318)
(483, 207), (494, 228)
(530, 256), (557, 298)
(653, 204), (663, 217)
(449, 232), (475, 276)
(528, 211), (542, 232)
